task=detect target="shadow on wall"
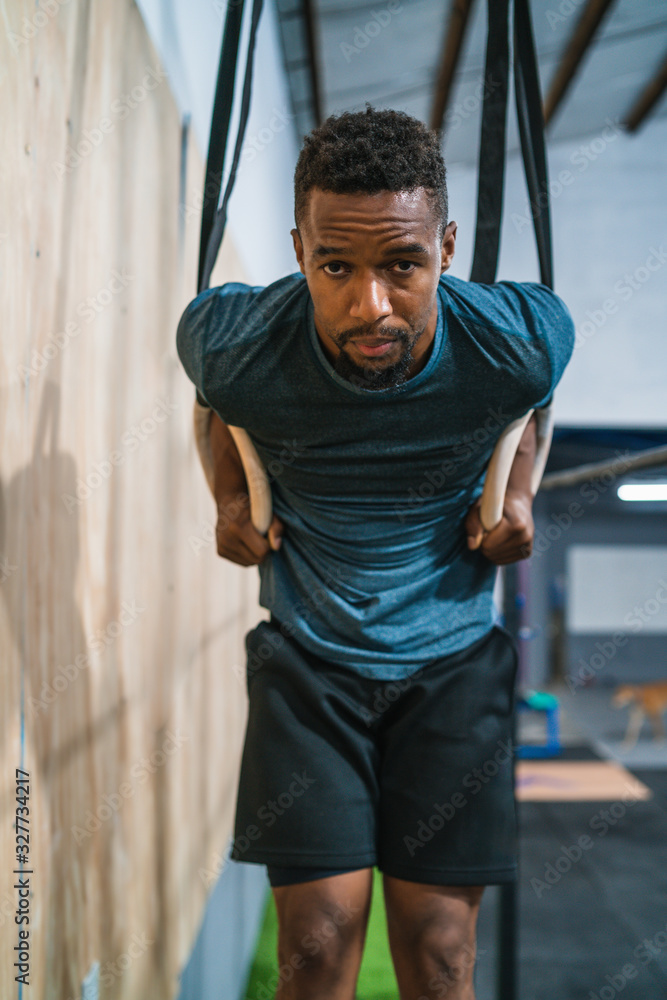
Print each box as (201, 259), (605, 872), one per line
(1, 381), (97, 993)
(0, 380), (159, 997)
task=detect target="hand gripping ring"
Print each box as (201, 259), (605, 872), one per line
(193, 399), (554, 538)
(193, 399), (272, 535)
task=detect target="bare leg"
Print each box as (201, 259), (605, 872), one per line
(383, 875), (484, 1000)
(621, 705), (645, 749)
(271, 867), (373, 1000)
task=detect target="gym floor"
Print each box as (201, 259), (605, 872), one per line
(244, 687), (667, 999)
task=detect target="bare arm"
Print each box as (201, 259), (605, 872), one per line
(209, 412), (284, 566)
(465, 413), (537, 564)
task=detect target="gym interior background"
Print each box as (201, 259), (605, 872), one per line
(2, 0), (666, 997)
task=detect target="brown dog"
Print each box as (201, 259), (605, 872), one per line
(612, 682), (667, 749)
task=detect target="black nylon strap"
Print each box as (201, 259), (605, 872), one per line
(200, 0), (265, 293)
(470, 0), (553, 290)
(513, 0), (553, 288)
(197, 0), (246, 293)
(469, 0), (510, 284)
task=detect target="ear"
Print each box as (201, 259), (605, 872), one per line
(291, 228), (305, 275)
(440, 220), (457, 274)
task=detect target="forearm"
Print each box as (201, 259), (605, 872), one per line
(209, 411), (248, 510)
(466, 412), (537, 561)
(208, 410), (284, 563)
(505, 412), (537, 498)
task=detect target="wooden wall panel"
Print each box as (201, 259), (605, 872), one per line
(0, 1), (262, 996)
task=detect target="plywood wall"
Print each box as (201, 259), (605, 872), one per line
(0, 1), (262, 996)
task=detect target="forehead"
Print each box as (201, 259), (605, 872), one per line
(301, 188), (439, 244)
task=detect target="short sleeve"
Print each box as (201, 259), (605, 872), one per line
(439, 274), (576, 419)
(493, 281), (575, 408)
(175, 282), (257, 414)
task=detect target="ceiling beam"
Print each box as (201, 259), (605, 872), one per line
(624, 51), (667, 132)
(429, 0), (476, 134)
(543, 0), (617, 126)
(303, 0), (323, 126)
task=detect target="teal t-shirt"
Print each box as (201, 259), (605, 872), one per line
(177, 272), (574, 678)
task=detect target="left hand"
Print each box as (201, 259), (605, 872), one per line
(464, 489), (534, 564)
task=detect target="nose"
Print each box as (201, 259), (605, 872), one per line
(349, 274), (392, 325)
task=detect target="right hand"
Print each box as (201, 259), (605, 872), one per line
(216, 497), (284, 567)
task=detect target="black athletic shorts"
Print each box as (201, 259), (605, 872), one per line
(231, 616), (519, 888)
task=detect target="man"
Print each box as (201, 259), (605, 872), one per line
(177, 107), (574, 999)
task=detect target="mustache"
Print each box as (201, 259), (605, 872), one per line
(335, 325), (410, 346)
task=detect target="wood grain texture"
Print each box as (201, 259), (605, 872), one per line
(0, 1), (262, 996)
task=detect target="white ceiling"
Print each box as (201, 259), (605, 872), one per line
(281, 0), (667, 163)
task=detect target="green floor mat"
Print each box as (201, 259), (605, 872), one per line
(242, 867), (399, 999)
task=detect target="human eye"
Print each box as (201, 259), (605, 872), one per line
(322, 261), (349, 275)
(391, 260), (418, 274)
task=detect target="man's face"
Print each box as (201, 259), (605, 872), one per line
(292, 188), (456, 389)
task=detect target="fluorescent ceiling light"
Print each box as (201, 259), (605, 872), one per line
(617, 483), (667, 502)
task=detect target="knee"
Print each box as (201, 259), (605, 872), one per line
(414, 923), (478, 989)
(278, 903), (364, 980)
(284, 927), (345, 979)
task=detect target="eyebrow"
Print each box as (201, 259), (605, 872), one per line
(312, 245), (348, 259)
(311, 242), (430, 260)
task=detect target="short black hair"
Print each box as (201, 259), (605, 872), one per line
(294, 105), (447, 237)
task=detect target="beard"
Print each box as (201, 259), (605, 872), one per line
(330, 323), (424, 391)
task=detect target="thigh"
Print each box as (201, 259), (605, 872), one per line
(272, 868), (374, 994)
(382, 874), (484, 940)
(231, 620), (380, 868)
(273, 867), (374, 938)
(378, 626), (519, 885)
